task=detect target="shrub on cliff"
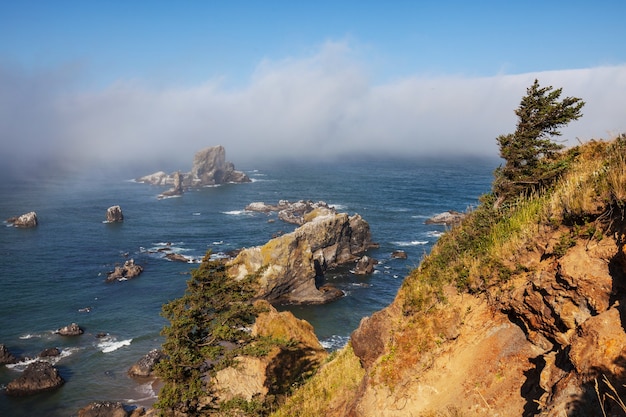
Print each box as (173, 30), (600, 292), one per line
(155, 252), (263, 415)
(493, 79), (585, 204)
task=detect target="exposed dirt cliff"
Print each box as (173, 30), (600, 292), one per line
(272, 138), (626, 417)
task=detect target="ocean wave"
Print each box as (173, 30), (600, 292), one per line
(222, 210), (253, 216)
(426, 230), (445, 238)
(192, 212), (201, 216)
(392, 240), (428, 246)
(6, 347), (79, 372)
(329, 203), (347, 211)
(125, 381), (158, 403)
(320, 335), (350, 351)
(19, 333), (42, 340)
(97, 337), (132, 353)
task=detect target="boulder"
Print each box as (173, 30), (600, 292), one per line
(55, 322), (84, 336)
(128, 349), (167, 378)
(227, 211), (375, 304)
(5, 360), (64, 396)
(7, 211), (38, 228)
(425, 210), (465, 226)
(106, 205), (124, 222)
(391, 250), (408, 259)
(354, 255), (378, 275)
(0, 344), (18, 364)
(106, 259), (143, 282)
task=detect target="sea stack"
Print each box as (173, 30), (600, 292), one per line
(7, 211), (38, 228)
(105, 205), (124, 222)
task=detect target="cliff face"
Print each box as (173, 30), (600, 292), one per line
(272, 138), (626, 417)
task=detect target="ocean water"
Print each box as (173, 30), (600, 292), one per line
(0, 157), (497, 416)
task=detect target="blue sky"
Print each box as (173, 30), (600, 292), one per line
(1, 1), (626, 172)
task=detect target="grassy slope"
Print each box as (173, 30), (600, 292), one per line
(270, 136), (626, 417)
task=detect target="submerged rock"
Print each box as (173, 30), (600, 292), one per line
(7, 211), (38, 228)
(5, 360), (64, 396)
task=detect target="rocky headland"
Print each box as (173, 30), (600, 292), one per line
(136, 145), (250, 191)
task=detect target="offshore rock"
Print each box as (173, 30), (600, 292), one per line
(354, 255), (378, 275)
(7, 211), (38, 228)
(39, 347), (61, 358)
(105, 205), (124, 222)
(157, 170), (184, 198)
(246, 200), (335, 225)
(5, 360), (64, 396)
(55, 322), (84, 336)
(212, 300), (327, 404)
(137, 145), (250, 188)
(191, 145), (250, 185)
(128, 349), (167, 379)
(227, 211), (375, 304)
(424, 210), (465, 226)
(106, 259), (143, 282)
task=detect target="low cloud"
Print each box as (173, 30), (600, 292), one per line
(2, 41), (625, 176)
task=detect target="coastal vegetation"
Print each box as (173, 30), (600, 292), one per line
(154, 79), (626, 415)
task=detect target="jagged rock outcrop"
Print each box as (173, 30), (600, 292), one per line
(212, 300), (327, 403)
(55, 322), (84, 336)
(39, 347), (61, 358)
(5, 360), (64, 396)
(106, 259), (143, 282)
(158, 170), (184, 198)
(191, 145), (250, 185)
(7, 211), (38, 228)
(227, 210), (375, 304)
(391, 250), (408, 259)
(353, 255), (378, 275)
(246, 200), (336, 225)
(137, 145), (250, 188)
(106, 205), (124, 222)
(0, 344), (18, 364)
(128, 349), (167, 379)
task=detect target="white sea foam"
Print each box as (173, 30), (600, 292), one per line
(426, 230), (445, 238)
(320, 335), (350, 351)
(192, 212), (201, 216)
(98, 337), (132, 353)
(392, 240), (428, 246)
(329, 203), (347, 210)
(6, 347), (79, 371)
(125, 381), (158, 403)
(222, 210), (253, 216)
(19, 333), (42, 340)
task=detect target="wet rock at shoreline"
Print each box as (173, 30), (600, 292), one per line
(5, 360), (65, 396)
(354, 255), (378, 275)
(128, 349), (167, 379)
(0, 344), (18, 365)
(391, 250), (408, 259)
(6, 211), (38, 228)
(77, 401), (150, 417)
